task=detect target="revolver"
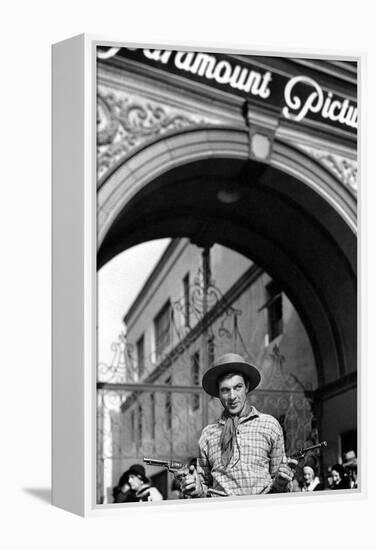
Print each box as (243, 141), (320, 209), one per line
(143, 457), (189, 483)
(289, 440), (327, 460)
(144, 457), (228, 497)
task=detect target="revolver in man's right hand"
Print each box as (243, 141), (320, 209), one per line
(144, 457), (201, 496)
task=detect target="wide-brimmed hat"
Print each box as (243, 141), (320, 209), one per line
(202, 352), (261, 397)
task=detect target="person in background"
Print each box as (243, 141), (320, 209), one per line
(113, 464), (163, 503)
(347, 465), (358, 489)
(125, 464), (163, 502)
(330, 463), (351, 490)
(343, 450), (358, 489)
(301, 465), (323, 492)
(112, 471), (138, 503)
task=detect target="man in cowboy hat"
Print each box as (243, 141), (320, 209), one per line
(181, 353), (297, 497)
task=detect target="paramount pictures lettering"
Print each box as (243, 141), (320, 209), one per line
(283, 75), (357, 128)
(154, 50), (272, 99)
(98, 47), (357, 130)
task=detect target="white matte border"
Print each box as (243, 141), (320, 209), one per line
(81, 35), (363, 516)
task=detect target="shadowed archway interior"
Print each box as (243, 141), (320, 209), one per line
(97, 152), (357, 472)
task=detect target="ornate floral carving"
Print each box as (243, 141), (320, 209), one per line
(296, 144), (357, 194)
(97, 90), (209, 179)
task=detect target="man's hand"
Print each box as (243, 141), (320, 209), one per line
(180, 465), (203, 497)
(272, 456), (298, 492)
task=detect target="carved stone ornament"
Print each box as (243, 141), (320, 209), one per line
(296, 144), (357, 194)
(97, 88), (213, 180)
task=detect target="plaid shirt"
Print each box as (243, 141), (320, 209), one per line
(196, 406), (288, 496)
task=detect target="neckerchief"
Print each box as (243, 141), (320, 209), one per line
(219, 401), (252, 469)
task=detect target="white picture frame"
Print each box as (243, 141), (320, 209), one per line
(52, 34), (361, 517)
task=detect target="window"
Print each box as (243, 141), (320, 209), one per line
(165, 376), (172, 430)
(154, 300), (172, 361)
(183, 273), (190, 328)
(208, 336), (215, 368)
(136, 334), (145, 380)
(130, 410), (135, 443)
(265, 281), (283, 341)
(150, 393), (156, 441)
(191, 351), (200, 411)
(207, 338), (215, 400)
(138, 403), (143, 444)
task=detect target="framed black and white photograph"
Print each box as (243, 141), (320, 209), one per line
(5, 0), (376, 545)
(52, 36), (360, 517)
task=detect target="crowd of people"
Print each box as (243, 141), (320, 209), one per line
(292, 459), (357, 493)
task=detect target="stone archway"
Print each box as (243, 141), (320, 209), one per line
(97, 125), (357, 465)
